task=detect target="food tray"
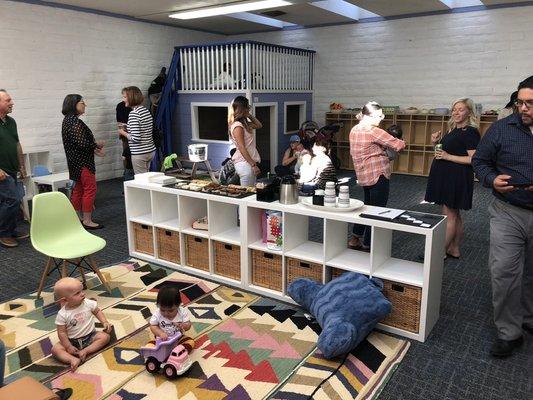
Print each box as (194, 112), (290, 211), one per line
(163, 182), (255, 199)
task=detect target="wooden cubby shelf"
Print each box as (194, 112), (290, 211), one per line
(326, 112), (497, 176)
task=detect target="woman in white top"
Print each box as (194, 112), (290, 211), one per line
(119, 86), (155, 174)
(228, 96), (262, 186)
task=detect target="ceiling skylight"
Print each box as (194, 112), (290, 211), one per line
(229, 12), (296, 28)
(170, 0), (292, 20)
(438, 0), (483, 8)
(311, 0), (380, 20)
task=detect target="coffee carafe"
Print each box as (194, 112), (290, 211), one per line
(279, 175), (299, 205)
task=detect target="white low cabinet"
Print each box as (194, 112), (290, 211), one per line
(125, 180), (446, 342)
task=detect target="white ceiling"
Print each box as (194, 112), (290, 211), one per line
(43, 0), (533, 35)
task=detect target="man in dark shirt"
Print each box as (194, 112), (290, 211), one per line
(116, 99), (133, 180)
(0, 89), (28, 248)
(472, 75), (533, 358)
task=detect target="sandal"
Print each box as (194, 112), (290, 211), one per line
(52, 388), (73, 400)
(83, 222), (104, 230)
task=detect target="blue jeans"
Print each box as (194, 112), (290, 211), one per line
(0, 176), (24, 238)
(352, 175), (390, 247)
(0, 339), (5, 387)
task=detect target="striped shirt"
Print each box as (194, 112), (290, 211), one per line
(350, 125), (405, 186)
(127, 105), (155, 155)
(472, 113), (533, 208)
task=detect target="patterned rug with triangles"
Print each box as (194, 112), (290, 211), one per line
(0, 259), (409, 399)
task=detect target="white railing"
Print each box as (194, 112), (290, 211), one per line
(178, 41), (314, 92)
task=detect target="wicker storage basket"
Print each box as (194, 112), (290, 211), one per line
(330, 267), (348, 280)
(133, 222), (154, 255)
(381, 280), (422, 333)
(287, 258), (322, 285)
(251, 250), (282, 291)
(184, 234), (209, 271)
(156, 228), (180, 263)
(213, 241), (241, 280)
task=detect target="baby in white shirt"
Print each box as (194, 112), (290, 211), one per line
(52, 277), (113, 371)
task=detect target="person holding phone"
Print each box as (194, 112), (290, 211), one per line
(424, 98), (480, 259)
(227, 96), (262, 187)
(472, 75), (533, 358)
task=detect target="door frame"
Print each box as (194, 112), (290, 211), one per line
(253, 102), (278, 173)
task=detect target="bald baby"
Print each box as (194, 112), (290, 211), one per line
(54, 277), (82, 301)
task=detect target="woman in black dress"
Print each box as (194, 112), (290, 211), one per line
(425, 98), (480, 259)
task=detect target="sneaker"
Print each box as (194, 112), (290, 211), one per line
(489, 336), (523, 358)
(0, 237), (18, 248)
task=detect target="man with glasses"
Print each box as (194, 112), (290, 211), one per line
(472, 75), (533, 358)
(0, 89), (28, 248)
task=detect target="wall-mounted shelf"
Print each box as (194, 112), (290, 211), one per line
(125, 178), (446, 342)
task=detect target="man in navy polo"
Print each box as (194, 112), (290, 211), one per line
(472, 75), (533, 358)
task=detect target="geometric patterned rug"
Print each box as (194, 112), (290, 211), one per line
(0, 259), (410, 399)
(1, 259), (218, 384)
(270, 332), (410, 400)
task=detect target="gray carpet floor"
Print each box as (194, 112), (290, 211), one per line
(0, 175), (531, 400)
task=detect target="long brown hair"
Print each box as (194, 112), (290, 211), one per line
(228, 96), (252, 132)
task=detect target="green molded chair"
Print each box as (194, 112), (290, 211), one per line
(30, 192), (111, 298)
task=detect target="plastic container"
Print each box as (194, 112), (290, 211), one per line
(338, 186), (350, 208)
(188, 144), (208, 162)
(266, 210), (283, 251)
(324, 182), (336, 207)
(313, 189), (325, 206)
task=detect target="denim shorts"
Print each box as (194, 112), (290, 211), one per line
(69, 330), (96, 350)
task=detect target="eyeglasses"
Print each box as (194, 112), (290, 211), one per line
(514, 99), (533, 108)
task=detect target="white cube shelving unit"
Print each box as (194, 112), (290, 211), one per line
(125, 179), (446, 342)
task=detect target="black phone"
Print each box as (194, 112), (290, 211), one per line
(508, 180), (533, 188)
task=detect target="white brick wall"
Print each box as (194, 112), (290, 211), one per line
(0, 1), (222, 180)
(231, 6), (533, 125)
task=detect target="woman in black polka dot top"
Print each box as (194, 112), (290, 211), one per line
(61, 94), (105, 230)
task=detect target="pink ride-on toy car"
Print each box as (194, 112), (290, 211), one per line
(139, 332), (192, 379)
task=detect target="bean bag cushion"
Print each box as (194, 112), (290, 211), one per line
(288, 272), (391, 359)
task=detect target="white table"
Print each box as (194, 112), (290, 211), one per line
(32, 172), (70, 193)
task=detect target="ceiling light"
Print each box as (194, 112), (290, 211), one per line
(170, 0), (292, 20)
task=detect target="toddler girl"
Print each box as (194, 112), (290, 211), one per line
(149, 286), (195, 352)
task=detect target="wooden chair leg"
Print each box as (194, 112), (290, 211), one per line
(36, 257), (53, 299)
(87, 256), (111, 293)
(61, 260), (68, 278)
(78, 258), (87, 288)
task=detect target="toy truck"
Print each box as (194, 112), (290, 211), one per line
(139, 333), (192, 379)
